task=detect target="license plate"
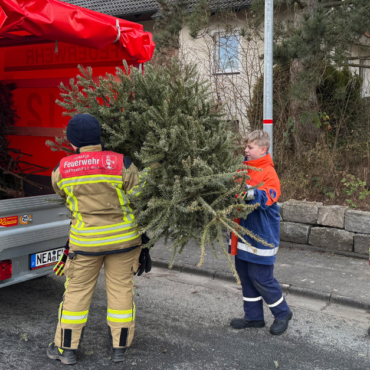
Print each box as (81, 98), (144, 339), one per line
(30, 248), (65, 270)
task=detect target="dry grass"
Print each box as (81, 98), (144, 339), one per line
(277, 144), (370, 211)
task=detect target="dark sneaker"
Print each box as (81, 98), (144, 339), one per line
(270, 311), (293, 336)
(112, 348), (127, 363)
(47, 342), (77, 365)
(230, 318), (266, 330)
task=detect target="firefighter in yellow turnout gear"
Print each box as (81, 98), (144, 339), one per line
(47, 114), (150, 365)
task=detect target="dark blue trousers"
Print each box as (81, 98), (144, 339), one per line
(235, 257), (291, 321)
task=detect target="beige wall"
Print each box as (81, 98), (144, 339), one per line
(178, 11), (263, 134)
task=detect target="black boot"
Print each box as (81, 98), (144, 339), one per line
(112, 347), (127, 363)
(230, 318), (265, 330)
(47, 342), (77, 365)
(270, 311), (293, 335)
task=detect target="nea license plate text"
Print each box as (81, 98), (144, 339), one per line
(30, 248), (64, 270)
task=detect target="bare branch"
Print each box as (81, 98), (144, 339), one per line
(320, 1), (353, 8)
(293, 0), (307, 9)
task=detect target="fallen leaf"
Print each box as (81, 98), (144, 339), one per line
(84, 350), (94, 356)
(163, 349), (167, 353)
(274, 360), (279, 368)
(191, 291), (198, 294)
(20, 333), (28, 342)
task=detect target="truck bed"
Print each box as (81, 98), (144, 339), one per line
(0, 195), (70, 287)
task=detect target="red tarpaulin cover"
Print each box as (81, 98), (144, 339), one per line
(0, 0), (155, 63)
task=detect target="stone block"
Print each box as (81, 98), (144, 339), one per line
(277, 202), (284, 220)
(354, 234), (370, 255)
(345, 210), (370, 234)
(282, 200), (323, 225)
(318, 205), (348, 229)
(309, 227), (354, 252)
(280, 222), (311, 244)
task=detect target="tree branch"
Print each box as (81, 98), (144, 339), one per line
(321, 1), (353, 8)
(346, 63), (370, 69)
(293, 0), (307, 9)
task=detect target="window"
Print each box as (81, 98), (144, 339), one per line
(214, 33), (240, 74)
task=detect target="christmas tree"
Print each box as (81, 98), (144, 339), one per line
(47, 62), (272, 280)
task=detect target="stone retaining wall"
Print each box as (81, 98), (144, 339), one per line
(279, 200), (370, 256)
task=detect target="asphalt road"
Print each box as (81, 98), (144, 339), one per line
(1, 267), (370, 370)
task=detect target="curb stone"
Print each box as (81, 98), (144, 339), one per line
(152, 260), (370, 311)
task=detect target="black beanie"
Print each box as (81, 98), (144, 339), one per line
(66, 114), (101, 148)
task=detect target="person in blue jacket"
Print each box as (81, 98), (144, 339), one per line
(230, 130), (292, 335)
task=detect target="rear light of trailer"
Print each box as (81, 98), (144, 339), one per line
(0, 260), (12, 281)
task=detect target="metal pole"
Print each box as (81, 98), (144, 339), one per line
(263, 0), (274, 157)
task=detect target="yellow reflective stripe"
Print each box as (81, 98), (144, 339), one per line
(65, 187), (78, 212)
(58, 174), (121, 185)
(61, 318), (88, 324)
(60, 179), (122, 189)
(58, 175), (122, 189)
(107, 316), (133, 323)
(69, 231), (140, 246)
(114, 184), (133, 222)
(106, 307), (134, 322)
(74, 212), (84, 229)
(70, 231), (138, 242)
(63, 310), (89, 316)
(71, 223), (136, 236)
(127, 169), (147, 197)
(65, 277), (70, 292)
(58, 302), (63, 322)
(61, 309), (89, 324)
(107, 309), (132, 315)
(72, 220), (133, 231)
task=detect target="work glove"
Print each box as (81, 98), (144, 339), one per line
(53, 240), (70, 277)
(238, 184), (255, 201)
(136, 233), (152, 276)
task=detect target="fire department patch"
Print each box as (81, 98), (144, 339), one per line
(269, 189), (277, 199)
(102, 154), (117, 170)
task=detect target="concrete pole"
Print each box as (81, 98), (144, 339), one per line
(263, 0), (274, 157)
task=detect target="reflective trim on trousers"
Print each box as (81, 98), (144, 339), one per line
(243, 296), (262, 302)
(267, 296), (284, 308)
(107, 308), (133, 323)
(61, 310), (89, 324)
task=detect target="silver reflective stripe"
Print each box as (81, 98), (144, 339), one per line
(59, 176), (121, 188)
(235, 242), (279, 257)
(70, 231), (139, 245)
(267, 296), (284, 308)
(71, 222), (135, 234)
(243, 296), (262, 302)
(107, 312), (132, 319)
(62, 314), (88, 320)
